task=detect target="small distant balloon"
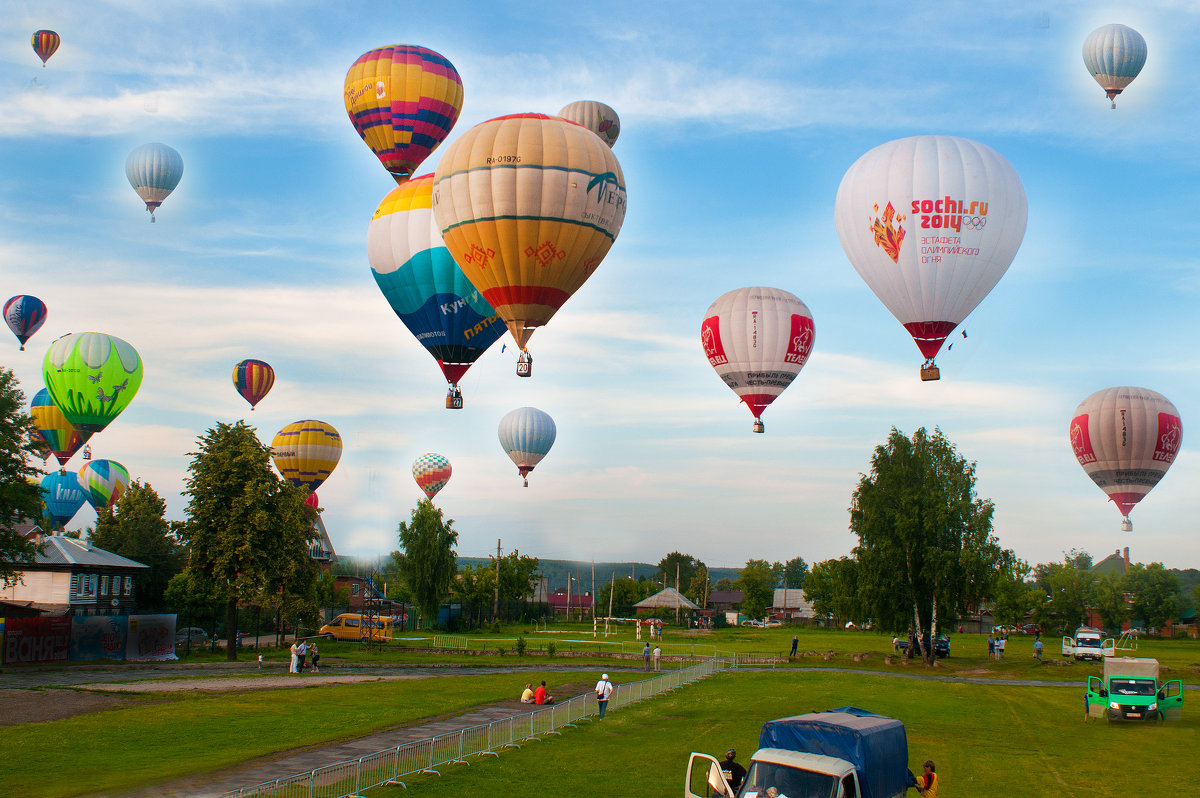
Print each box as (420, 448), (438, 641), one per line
(1083, 24), (1147, 108)
(232, 359), (275, 410)
(4, 295), (47, 350)
(125, 143), (184, 222)
(42, 332), (144, 434)
(31, 30), (60, 67)
(271, 420), (343, 493)
(413, 452), (452, 499)
(557, 100), (620, 147)
(305, 492), (320, 510)
(78, 459), (131, 512)
(497, 407), (556, 487)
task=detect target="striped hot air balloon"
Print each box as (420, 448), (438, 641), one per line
(125, 143), (184, 221)
(30, 388), (91, 468)
(271, 420), (342, 493)
(232, 359), (275, 410)
(344, 45), (463, 184)
(78, 460), (131, 512)
(497, 407), (556, 487)
(412, 453), (452, 499)
(31, 30), (60, 66)
(4, 295), (47, 350)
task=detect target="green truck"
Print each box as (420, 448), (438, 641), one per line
(1086, 657), (1183, 722)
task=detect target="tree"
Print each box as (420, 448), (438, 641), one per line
(454, 550), (540, 620)
(176, 421), (318, 660)
(1092, 572), (1129, 632)
(989, 551), (1042, 628)
(737, 559), (775, 619)
(1032, 558), (1097, 636)
(657, 551), (704, 592)
(714, 577), (735, 591)
(0, 368), (45, 587)
(89, 481), (185, 609)
(688, 565), (710, 605)
(1122, 562), (1179, 630)
(595, 576), (656, 617)
(398, 498), (458, 627)
(804, 557), (862, 626)
(850, 427), (1000, 663)
(782, 557), (809, 590)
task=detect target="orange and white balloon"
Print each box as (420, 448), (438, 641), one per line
(701, 287), (814, 433)
(1069, 386), (1182, 531)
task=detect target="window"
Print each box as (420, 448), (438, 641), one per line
(124, 576), (133, 595)
(79, 573), (97, 598)
(101, 575), (109, 595)
(351, 583), (359, 596)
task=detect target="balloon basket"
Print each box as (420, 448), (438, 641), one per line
(1121, 517), (1133, 532)
(446, 393), (463, 410)
(516, 352), (533, 377)
(920, 364), (941, 381)
(752, 419), (765, 434)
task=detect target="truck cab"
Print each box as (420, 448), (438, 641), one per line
(1086, 656), (1184, 722)
(687, 749), (860, 798)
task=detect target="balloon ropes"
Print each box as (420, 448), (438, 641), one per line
(368, 175), (505, 407)
(1083, 24), (1147, 109)
(31, 30), (60, 66)
(30, 388), (91, 469)
(702, 287), (815, 433)
(344, 45), (463, 184)
(42, 332), (144, 434)
(834, 135), (1026, 381)
(433, 113), (628, 377)
(557, 100), (620, 147)
(413, 452), (452, 500)
(126, 143), (184, 222)
(232, 359), (275, 410)
(271, 420), (342, 493)
(41, 471), (86, 529)
(78, 460), (131, 513)
(497, 407), (556, 487)
(4, 295), (47, 350)
(1070, 386), (1181, 532)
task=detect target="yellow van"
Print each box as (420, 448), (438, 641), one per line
(318, 614), (394, 642)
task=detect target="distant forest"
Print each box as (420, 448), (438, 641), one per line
(456, 558), (743, 593)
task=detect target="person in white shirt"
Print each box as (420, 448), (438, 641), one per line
(594, 673), (615, 719)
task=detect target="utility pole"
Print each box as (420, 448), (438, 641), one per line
(493, 539), (501, 621)
(591, 560), (597, 637)
(676, 561), (682, 625)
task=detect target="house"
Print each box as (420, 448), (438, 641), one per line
(546, 588), (592, 618)
(708, 590), (744, 614)
(771, 588), (815, 620)
(0, 534), (148, 617)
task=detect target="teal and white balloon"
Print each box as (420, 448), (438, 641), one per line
(126, 143), (184, 221)
(497, 407), (556, 487)
(1083, 24), (1147, 108)
(78, 459), (131, 512)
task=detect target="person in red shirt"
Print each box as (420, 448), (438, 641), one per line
(534, 680), (554, 705)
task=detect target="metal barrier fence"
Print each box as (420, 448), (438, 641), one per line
(431, 635), (469, 650)
(225, 658), (725, 797)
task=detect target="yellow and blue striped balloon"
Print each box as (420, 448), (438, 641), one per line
(271, 420), (342, 493)
(78, 459), (131, 512)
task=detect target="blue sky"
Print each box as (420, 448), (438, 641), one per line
(4, 1), (1199, 572)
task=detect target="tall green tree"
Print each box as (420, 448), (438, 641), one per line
(1122, 562), (1179, 630)
(688, 564), (710, 605)
(1092, 572), (1129, 632)
(714, 577), (735, 591)
(657, 551), (704, 592)
(782, 557), (809, 590)
(454, 550), (540, 617)
(989, 551), (1042, 628)
(595, 576), (656, 617)
(1032, 558), (1097, 636)
(850, 427), (1000, 663)
(397, 498), (458, 627)
(804, 557), (863, 626)
(89, 481), (185, 609)
(0, 368), (45, 586)
(737, 559), (775, 619)
(176, 421), (318, 660)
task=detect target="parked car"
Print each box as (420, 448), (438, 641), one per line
(762, 619), (782, 628)
(897, 633), (950, 658)
(175, 627), (208, 646)
(640, 617), (665, 626)
(1019, 624), (1042, 635)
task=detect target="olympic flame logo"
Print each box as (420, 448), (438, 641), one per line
(870, 202), (906, 263)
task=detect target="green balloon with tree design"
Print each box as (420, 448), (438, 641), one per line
(42, 332), (143, 433)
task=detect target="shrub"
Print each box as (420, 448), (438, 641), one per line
(546, 641), (556, 658)
(516, 636), (526, 657)
(496, 646), (506, 657)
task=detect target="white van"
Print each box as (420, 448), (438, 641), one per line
(1063, 626), (1112, 660)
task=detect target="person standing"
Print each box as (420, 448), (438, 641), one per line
(987, 634), (995, 659)
(288, 641), (299, 673)
(296, 639), (308, 673)
(914, 760), (938, 796)
(652, 644), (662, 672)
(595, 673), (615, 719)
(309, 641), (320, 673)
(720, 749), (747, 793)
(643, 641), (652, 671)
(1033, 638), (1044, 662)
(790, 635), (798, 657)
(998, 634), (1007, 660)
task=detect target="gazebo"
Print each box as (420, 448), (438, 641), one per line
(634, 587), (700, 624)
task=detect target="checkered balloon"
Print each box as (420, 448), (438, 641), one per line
(412, 452), (452, 499)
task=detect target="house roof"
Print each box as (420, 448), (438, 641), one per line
(27, 536), (149, 569)
(1092, 550), (1128, 577)
(546, 592), (593, 608)
(634, 587), (700, 610)
(709, 590), (744, 604)
(772, 588), (813, 611)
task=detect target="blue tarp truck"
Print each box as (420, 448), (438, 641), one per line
(685, 708), (911, 798)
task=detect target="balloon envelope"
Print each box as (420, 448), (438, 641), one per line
(30, 388), (90, 467)
(125, 143), (184, 220)
(368, 176), (505, 386)
(4, 295), (47, 350)
(413, 452), (452, 499)
(272, 420), (343, 493)
(344, 45), (463, 183)
(41, 472), (87, 528)
(557, 100), (620, 147)
(702, 287), (815, 429)
(834, 135), (1027, 369)
(1083, 24), (1147, 106)
(497, 407), (556, 486)
(1070, 386), (1181, 530)
(232, 359), (275, 410)
(43, 332), (144, 434)
(433, 113), (628, 350)
(31, 30), (60, 65)
(78, 459), (131, 512)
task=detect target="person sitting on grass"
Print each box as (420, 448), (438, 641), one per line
(534, 681), (553, 704)
(520, 683), (535, 703)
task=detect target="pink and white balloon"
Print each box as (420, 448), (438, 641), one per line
(413, 453), (452, 500)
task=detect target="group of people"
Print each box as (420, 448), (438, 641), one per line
(288, 639), (319, 673)
(641, 642), (663, 671)
(987, 632), (1008, 660)
(517, 673), (617, 719)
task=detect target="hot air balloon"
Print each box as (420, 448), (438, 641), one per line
(125, 143), (184, 222)
(41, 472), (87, 529)
(232, 359), (275, 410)
(1083, 24), (1147, 109)
(1070, 387), (1182, 532)
(31, 30), (60, 66)
(78, 459), (131, 512)
(344, 45), (464, 184)
(271, 420), (342, 493)
(43, 332), (143, 434)
(834, 135), (1027, 381)
(497, 407), (556, 487)
(305, 492), (320, 510)
(433, 113), (628, 377)
(368, 176), (506, 407)
(30, 388), (91, 468)
(557, 100), (620, 148)
(4, 295), (47, 351)
(702, 287), (815, 433)
(413, 452), (452, 499)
